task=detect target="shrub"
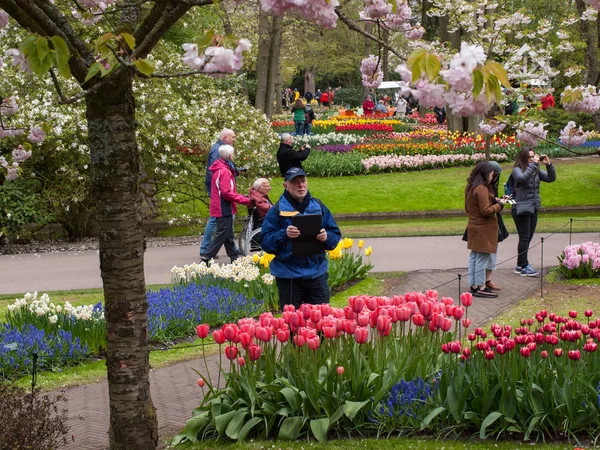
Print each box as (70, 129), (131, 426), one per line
(0, 383), (70, 450)
(539, 108), (596, 135)
(333, 86), (364, 108)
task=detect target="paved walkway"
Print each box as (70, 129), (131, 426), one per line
(3, 232), (597, 449)
(1, 232), (597, 295)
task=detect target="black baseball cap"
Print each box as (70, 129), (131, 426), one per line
(284, 167), (307, 182)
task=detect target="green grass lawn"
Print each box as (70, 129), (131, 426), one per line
(160, 159), (600, 220)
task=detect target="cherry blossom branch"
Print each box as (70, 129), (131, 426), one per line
(48, 66), (127, 105)
(335, 7), (406, 60)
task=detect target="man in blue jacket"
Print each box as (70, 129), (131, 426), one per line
(261, 168), (342, 309)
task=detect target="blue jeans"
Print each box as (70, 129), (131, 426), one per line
(468, 251), (493, 287)
(304, 123), (312, 135)
(200, 215), (238, 255)
(295, 121), (305, 136)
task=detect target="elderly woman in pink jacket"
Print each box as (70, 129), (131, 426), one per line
(201, 145), (253, 264)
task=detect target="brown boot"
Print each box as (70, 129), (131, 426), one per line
(485, 280), (501, 291)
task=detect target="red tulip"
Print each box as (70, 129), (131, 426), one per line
(225, 345), (238, 360)
(366, 297), (378, 311)
(449, 341), (461, 354)
(485, 350), (495, 360)
(310, 309), (322, 323)
(475, 327), (483, 336)
(452, 307), (464, 320)
(462, 318), (472, 328)
(343, 319), (358, 335)
(323, 324), (337, 339)
(197, 378), (205, 388)
(239, 332), (253, 348)
(585, 309), (593, 318)
(554, 348), (563, 357)
(307, 336), (320, 350)
(337, 366), (344, 375)
(196, 324), (209, 339)
(222, 324), (238, 342)
(441, 318), (453, 332)
(248, 344), (262, 361)
(568, 349), (581, 360)
(377, 315), (392, 336)
(462, 348), (471, 358)
(354, 326), (369, 344)
(412, 313), (425, 327)
(441, 343), (449, 353)
(238, 356), (246, 367)
(293, 334), (306, 347)
(255, 326), (272, 343)
(569, 310), (578, 319)
(520, 347), (531, 358)
(276, 328), (290, 343)
(540, 350), (549, 358)
(349, 296), (365, 314)
(496, 344), (506, 355)
(460, 292), (473, 307)
(213, 329), (225, 344)
(283, 304), (295, 313)
(584, 340), (598, 352)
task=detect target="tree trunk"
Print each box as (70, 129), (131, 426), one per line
(382, 29), (389, 80)
(421, 0), (430, 36)
(439, 15), (464, 132)
(576, 0), (599, 87)
(467, 114), (481, 133)
(265, 14), (282, 119)
(304, 69), (315, 98)
(363, 17), (373, 99)
(86, 70), (158, 450)
(275, 61), (283, 114)
(254, 9), (271, 112)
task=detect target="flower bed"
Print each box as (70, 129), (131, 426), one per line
(336, 123), (394, 133)
(362, 153), (508, 172)
(558, 242), (600, 279)
(293, 132), (364, 147)
(176, 291), (600, 444)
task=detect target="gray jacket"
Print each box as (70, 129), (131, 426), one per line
(512, 162), (556, 208)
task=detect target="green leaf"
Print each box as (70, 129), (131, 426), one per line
(84, 62), (102, 82)
(133, 58), (155, 77)
(343, 400), (369, 420)
(278, 416), (304, 440)
(407, 48), (427, 70)
(51, 36), (71, 78)
(425, 53), (441, 81)
(225, 410), (247, 440)
(237, 417), (262, 442)
(171, 433), (187, 445)
(197, 29), (215, 49)
(479, 411), (503, 439)
(524, 415), (540, 440)
(120, 32), (136, 50)
(214, 410), (236, 437)
(95, 32), (114, 53)
(182, 412), (209, 443)
(310, 418), (329, 442)
(472, 68), (484, 97)
(280, 387), (301, 412)
(328, 405), (345, 427)
(421, 406), (446, 429)
(18, 34), (38, 55)
(485, 60), (511, 88)
(446, 385), (460, 423)
(36, 36), (50, 62)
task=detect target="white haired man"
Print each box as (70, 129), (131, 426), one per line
(276, 133), (310, 177)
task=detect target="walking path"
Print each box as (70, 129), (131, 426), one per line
(1, 232), (597, 295)
(1, 232), (597, 449)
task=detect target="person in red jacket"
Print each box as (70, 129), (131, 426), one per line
(363, 95), (375, 116)
(541, 92), (554, 110)
(202, 145), (254, 264)
(320, 91), (329, 107)
(248, 178), (273, 221)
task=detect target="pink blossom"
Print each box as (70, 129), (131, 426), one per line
(516, 121), (548, 147)
(445, 91), (489, 116)
(5, 49), (31, 73)
(479, 121), (506, 135)
(411, 80), (446, 108)
(361, 55), (383, 89)
(394, 64), (412, 83)
(584, 0), (600, 11)
(0, 9), (9, 28)
(0, 96), (19, 116)
(260, 0), (339, 29)
(12, 145), (32, 163)
(6, 167), (18, 181)
(27, 127), (46, 145)
(559, 121), (589, 147)
(561, 85), (600, 113)
(361, 0), (393, 20)
(405, 26), (425, 40)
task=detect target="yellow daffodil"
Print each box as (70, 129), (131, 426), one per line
(252, 254), (260, 263)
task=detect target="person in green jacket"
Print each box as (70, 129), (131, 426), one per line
(291, 99), (306, 136)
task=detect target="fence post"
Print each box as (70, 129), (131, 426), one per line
(569, 218), (573, 246)
(32, 352), (38, 393)
(540, 237), (544, 300)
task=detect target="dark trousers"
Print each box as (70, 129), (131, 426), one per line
(512, 208), (538, 267)
(204, 216), (238, 261)
(276, 273), (330, 310)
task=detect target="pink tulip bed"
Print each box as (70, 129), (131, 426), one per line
(174, 291), (600, 444)
(558, 242), (600, 279)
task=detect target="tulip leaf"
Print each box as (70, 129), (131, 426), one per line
(278, 416), (304, 440)
(479, 411), (503, 439)
(214, 410), (237, 437)
(328, 405), (345, 426)
(310, 418), (329, 442)
(343, 399), (369, 419)
(225, 410), (247, 440)
(446, 385), (460, 423)
(182, 412), (209, 443)
(237, 417), (262, 442)
(500, 390), (516, 419)
(280, 387), (301, 412)
(421, 406), (446, 429)
(524, 415), (540, 440)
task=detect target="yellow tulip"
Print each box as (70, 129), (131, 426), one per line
(252, 254), (260, 263)
(358, 240), (364, 249)
(365, 246), (372, 257)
